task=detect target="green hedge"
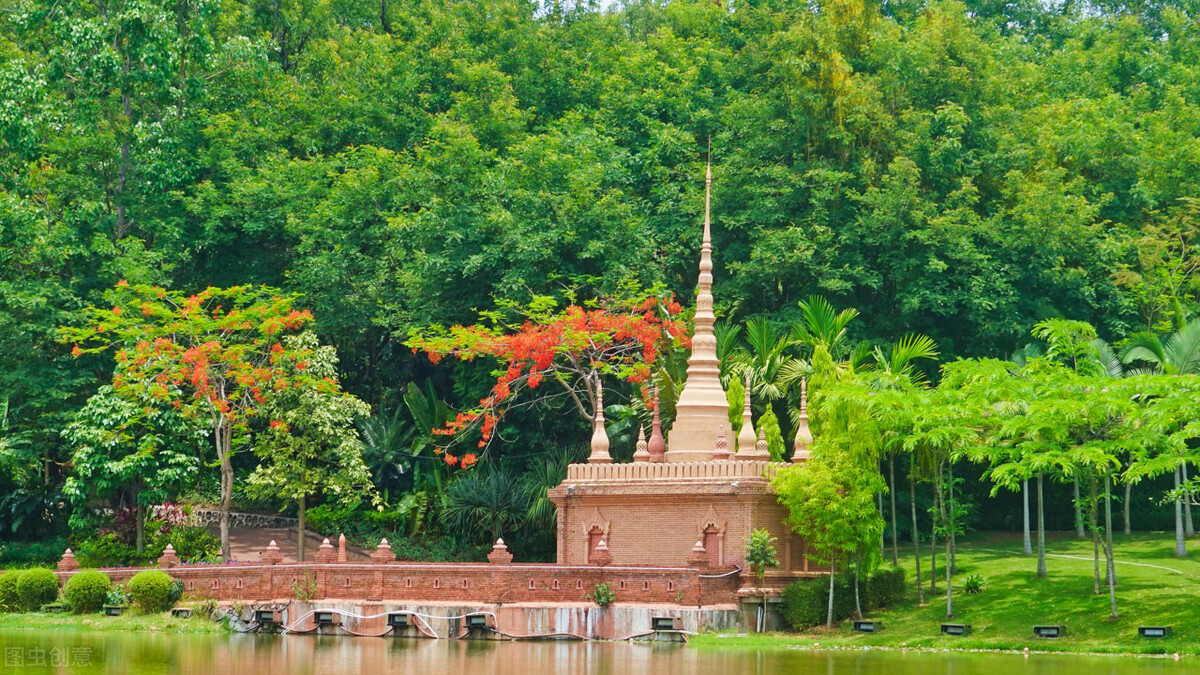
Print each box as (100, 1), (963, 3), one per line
(15, 568), (60, 611)
(866, 566), (905, 610)
(780, 566), (906, 630)
(64, 571), (113, 614)
(128, 570), (176, 613)
(0, 571), (20, 612)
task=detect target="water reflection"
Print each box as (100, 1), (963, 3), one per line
(0, 629), (1193, 675)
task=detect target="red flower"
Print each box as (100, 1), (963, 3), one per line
(116, 280), (129, 288)
(71, 345), (83, 357)
(444, 454), (459, 467)
(461, 453), (478, 468)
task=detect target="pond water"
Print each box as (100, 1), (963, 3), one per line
(0, 629), (1194, 675)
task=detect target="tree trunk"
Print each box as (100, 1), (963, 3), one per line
(1104, 476), (1116, 587)
(1175, 467), (1187, 558)
(297, 497), (307, 563)
(1104, 475), (1118, 619)
(1074, 476), (1085, 539)
(930, 513), (938, 595)
(1036, 473), (1047, 578)
(216, 418), (234, 563)
(854, 554), (863, 620)
(1184, 463), (1194, 537)
(877, 489), (886, 563)
(1022, 479), (1033, 555)
(889, 454), (899, 566)
(134, 483), (145, 555)
(1124, 479), (1132, 536)
(115, 53), (132, 239)
(935, 462), (953, 618)
(380, 0), (391, 33)
(826, 559), (836, 628)
(910, 470), (925, 605)
(948, 461), (957, 575)
(1090, 478), (1101, 595)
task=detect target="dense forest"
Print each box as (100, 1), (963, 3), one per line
(2, 0), (1200, 563)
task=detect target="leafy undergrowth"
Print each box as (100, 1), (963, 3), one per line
(695, 533), (1200, 655)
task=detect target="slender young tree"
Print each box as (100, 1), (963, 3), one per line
(244, 332), (378, 561)
(774, 452), (884, 627)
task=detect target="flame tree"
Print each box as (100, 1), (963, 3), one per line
(63, 283), (339, 562)
(406, 291), (689, 463)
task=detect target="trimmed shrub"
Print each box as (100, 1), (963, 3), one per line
(780, 575), (854, 630)
(64, 571), (113, 614)
(866, 566), (905, 610)
(0, 571), (21, 612)
(780, 567), (906, 631)
(128, 570), (176, 613)
(15, 568), (60, 611)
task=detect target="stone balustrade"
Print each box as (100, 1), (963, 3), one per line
(564, 460), (787, 483)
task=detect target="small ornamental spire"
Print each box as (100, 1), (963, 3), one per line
(756, 427), (769, 458)
(738, 376), (770, 460)
(793, 378), (813, 463)
(371, 538), (396, 564)
(587, 381), (612, 464)
(632, 426), (650, 463)
(687, 539), (709, 568)
(57, 547), (79, 572)
(315, 538), (336, 564)
(591, 539), (613, 567)
(712, 424), (730, 461)
(487, 538), (514, 565)
(261, 540), (284, 565)
(648, 387), (666, 463)
(736, 375), (758, 457)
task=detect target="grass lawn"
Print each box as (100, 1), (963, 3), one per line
(693, 532), (1200, 654)
(0, 608), (229, 634)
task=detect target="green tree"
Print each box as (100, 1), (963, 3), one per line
(62, 385), (205, 553)
(773, 451), (884, 626)
(63, 283), (329, 561)
(244, 332), (377, 562)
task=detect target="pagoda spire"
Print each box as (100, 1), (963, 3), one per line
(587, 381), (612, 464)
(792, 378), (813, 463)
(665, 155), (728, 462)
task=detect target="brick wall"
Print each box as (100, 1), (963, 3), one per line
(55, 562), (742, 606)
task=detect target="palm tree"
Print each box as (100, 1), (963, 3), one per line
(1121, 318), (1200, 375)
(521, 445), (585, 532)
(866, 334), (940, 567)
(725, 317), (807, 402)
(442, 465), (529, 546)
(791, 295), (870, 368)
(1122, 318), (1200, 537)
